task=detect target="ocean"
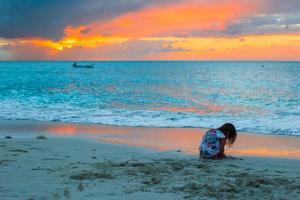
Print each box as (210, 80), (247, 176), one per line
(0, 61), (299, 136)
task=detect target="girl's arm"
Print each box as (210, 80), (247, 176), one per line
(218, 138), (227, 158)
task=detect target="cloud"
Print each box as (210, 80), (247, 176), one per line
(0, 0), (174, 40)
(0, 38), (191, 60)
(1, 0), (300, 40)
(1, 0), (300, 61)
(60, 0), (300, 38)
(0, 48), (10, 59)
(157, 45), (190, 53)
(1, 42), (54, 60)
(2, 34), (300, 60)
(70, 0), (253, 38)
(54, 39), (190, 60)
(80, 27), (91, 35)
(259, 0), (300, 13)
(224, 13), (300, 35)
(221, 0), (300, 35)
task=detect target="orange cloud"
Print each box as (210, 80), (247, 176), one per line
(3, 33), (300, 60)
(2, 0), (300, 61)
(65, 0), (255, 38)
(147, 34), (300, 60)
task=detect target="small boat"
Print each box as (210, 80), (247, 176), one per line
(72, 62), (94, 68)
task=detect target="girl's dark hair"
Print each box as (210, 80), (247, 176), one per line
(217, 123), (237, 146)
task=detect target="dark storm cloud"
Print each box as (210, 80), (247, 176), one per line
(0, 0), (174, 40)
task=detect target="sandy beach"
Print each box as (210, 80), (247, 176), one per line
(1, 122), (300, 200)
(1, 0), (300, 198)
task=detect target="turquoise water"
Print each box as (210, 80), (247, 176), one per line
(0, 61), (299, 135)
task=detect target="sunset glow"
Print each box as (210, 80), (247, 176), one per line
(43, 124), (300, 159)
(1, 0), (300, 60)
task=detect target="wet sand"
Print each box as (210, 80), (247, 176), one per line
(1, 120), (300, 159)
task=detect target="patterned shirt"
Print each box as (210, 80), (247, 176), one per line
(199, 129), (225, 158)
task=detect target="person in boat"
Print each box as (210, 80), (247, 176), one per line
(72, 62), (93, 68)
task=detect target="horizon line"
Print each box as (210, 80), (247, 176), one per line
(1, 60), (300, 62)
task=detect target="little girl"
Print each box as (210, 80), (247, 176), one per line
(200, 123), (237, 159)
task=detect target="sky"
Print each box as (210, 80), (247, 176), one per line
(1, 0), (300, 60)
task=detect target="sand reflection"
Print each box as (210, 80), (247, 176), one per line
(42, 122), (300, 159)
(1, 121), (299, 159)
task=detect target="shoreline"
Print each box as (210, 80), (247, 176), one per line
(1, 118), (299, 137)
